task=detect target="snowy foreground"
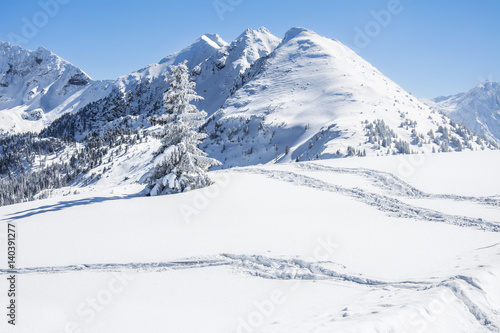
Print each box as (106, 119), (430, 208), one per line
(1, 151), (500, 333)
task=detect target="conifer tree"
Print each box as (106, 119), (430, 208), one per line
(147, 61), (220, 196)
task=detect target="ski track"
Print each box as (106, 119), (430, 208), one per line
(296, 162), (500, 207)
(229, 167), (500, 232)
(2, 252), (498, 330)
(0, 254), (447, 289)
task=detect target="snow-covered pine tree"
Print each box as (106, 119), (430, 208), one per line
(147, 61), (221, 196)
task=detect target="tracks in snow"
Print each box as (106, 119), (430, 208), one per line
(297, 163), (500, 207)
(0, 254), (428, 289)
(230, 165), (500, 232)
(2, 252), (497, 296)
(2, 255), (498, 331)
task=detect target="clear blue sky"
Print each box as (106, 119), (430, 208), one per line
(0, 0), (499, 97)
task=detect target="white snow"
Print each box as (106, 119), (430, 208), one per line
(1, 150), (499, 332)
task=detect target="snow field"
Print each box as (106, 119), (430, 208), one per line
(1, 151), (500, 332)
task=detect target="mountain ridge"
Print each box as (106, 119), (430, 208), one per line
(425, 81), (500, 142)
(0, 40), (113, 135)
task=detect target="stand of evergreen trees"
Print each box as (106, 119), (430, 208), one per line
(0, 128), (145, 207)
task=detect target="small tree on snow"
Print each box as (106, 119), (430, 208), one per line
(147, 61), (220, 196)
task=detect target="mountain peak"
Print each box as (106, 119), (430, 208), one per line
(256, 26), (271, 34)
(237, 27), (277, 40)
(283, 27), (312, 41)
(200, 33), (228, 49)
(476, 80), (498, 91)
(226, 27), (281, 67)
(36, 45), (50, 52)
(158, 33), (227, 67)
(0, 40), (20, 53)
(231, 27), (281, 55)
(34, 45), (56, 59)
(237, 27), (259, 39)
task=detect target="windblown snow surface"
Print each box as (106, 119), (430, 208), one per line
(1, 150), (500, 333)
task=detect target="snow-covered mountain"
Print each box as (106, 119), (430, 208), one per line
(2, 27), (496, 160)
(0, 41), (113, 136)
(425, 81), (500, 142)
(1, 27), (498, 206)
(202, 27), (494, 168)
(0, 28), (276, 139)
(41, 27), (281, 141)
(40, 27), (496, 161)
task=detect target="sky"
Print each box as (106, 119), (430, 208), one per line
(0, 0), (499, 98)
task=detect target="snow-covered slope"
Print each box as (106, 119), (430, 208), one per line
(426, 81), (500, 142)
(1, 150), (499, 332)
(0, 41), (113, 135)
(202, 27), (493, 168)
